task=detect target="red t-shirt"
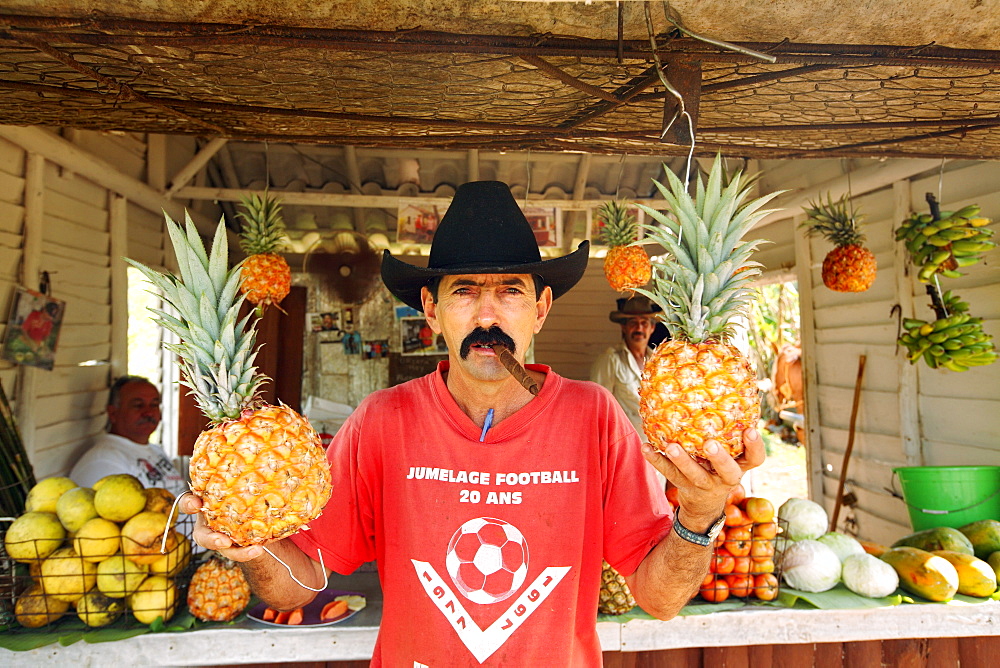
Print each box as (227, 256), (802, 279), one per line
(292, 363), (672, 666)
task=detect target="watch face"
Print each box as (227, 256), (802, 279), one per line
(707, 516), (726, 539)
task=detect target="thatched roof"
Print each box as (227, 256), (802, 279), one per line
(2, 1), (1000, 159)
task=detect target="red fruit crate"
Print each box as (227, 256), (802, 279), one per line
(0, 511), (199, 632)
(697, 515), (788, 605)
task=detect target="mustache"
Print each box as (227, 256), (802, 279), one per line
(460, 326), (516, 359)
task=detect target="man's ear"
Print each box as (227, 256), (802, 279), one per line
(533, 285), (553, 334)
(421, 286), (442, 333)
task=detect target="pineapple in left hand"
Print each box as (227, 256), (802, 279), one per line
(637, 157), (778, 460)
(599, 200), (651, 292)
(127, 213), (332, 546)
(237, 192), (291, 311)
(801, 194), (877, 293)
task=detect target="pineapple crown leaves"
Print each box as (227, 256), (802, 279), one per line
(237, 192), (287, 255)
(125, 212), (267, 423)
(801, 193), (866, 247)
(597, 200), (639, 248)
(633, 156), (783, 343)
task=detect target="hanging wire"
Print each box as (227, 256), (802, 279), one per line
(937, 157), (946, 202)
(524, 149), (532, 209)
(660, 1), (777, 64)
(643, 2), (695, 188)
(615, 152), (628, 200)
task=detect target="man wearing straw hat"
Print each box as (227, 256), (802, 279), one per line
(591, 295), (663, 436)
(184, 181), (763, 666)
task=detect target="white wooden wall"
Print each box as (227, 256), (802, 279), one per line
(758, 158), (1000, 545)
(0, 128), (202, 479)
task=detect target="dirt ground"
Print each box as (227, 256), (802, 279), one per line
(747, 438), (809, 509)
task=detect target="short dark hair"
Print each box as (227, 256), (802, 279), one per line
(108, 375), (155, 409)
(425, 275), (546, 304)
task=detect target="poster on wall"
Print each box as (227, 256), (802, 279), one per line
(400, 316), (447, 356)
(397, 199), (448, 244)
(1, 287), (66, 370)
(523, 205), (560, 247)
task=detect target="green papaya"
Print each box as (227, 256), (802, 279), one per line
(881, 547), (959, 602)
(957, 520), (1000, 560)
(891, 526), (974, 555)
(931, 550), (998, 598)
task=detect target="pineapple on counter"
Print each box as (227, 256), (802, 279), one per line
(237, 192), (292, 312)
(801, 194), (877, 293)
(636, 157), (779, 461)
(599, 200), (651, 293)
(187, 554), (252, 622)
(598, 560), (636, 615)
(127, 214), (332, 547)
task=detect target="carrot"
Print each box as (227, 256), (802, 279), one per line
(321, 600), (349, 621)
(262, 607), (278, 621)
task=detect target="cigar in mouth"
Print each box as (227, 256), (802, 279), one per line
(490, 344), (540, 396)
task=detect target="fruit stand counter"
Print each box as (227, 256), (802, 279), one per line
(3, 572), (1000, 667)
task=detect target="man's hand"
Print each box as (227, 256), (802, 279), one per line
(178, 493), (267, 562)
(640, 427), (765, 530)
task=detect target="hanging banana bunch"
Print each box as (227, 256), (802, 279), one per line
(895, 204), (996, 282)
(897, 290), (997, 372)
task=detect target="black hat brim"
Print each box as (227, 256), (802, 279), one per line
(382, 240), (590, 312)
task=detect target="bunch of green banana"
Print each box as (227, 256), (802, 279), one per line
(898, 309), (997, 371)
(895, 204), (996, 283)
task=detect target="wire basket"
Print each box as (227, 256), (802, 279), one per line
(697, 515), (788, 604)
(1, 511), (200, 632)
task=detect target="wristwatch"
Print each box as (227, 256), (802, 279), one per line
(673, 511), (727, 547)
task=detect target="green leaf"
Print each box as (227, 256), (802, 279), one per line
(777, 584), (903, 609)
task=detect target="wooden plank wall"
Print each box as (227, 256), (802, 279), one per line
(0, 128), (180, 479)
(0, 136), (26, 407)
(759, 158), (1000, 545)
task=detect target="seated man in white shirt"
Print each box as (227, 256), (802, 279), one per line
(71, 375), (186, 495)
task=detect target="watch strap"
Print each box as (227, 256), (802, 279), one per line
(672, 512), (725, 547)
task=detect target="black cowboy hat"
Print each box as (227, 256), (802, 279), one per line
(381, 181), (590, 311)
(609, 295), (662, 324)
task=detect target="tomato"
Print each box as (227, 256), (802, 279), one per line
(752, 521), (778, 540)
(711, 549), (735, 575)
(753, 573), (780, 601)
(714, 527), (727, 548)
(702, 571), (716, 587)
(700, 577), (730, 603)
(724, 573), (754, 598)
(750, 537), (775, 559)
(724, 504), (750, 528)
(749, 558), (775, 574)
(732, 555), (752, 574)
(743, 497), (776, 523)
(666, 485), (680, 508)
(724, 526), (753, 557)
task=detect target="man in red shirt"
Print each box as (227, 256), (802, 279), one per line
(183, 182), (764, 665)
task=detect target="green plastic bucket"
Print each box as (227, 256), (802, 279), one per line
(894, 465), (1000, 531)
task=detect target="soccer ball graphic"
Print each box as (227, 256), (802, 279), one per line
(445, 517), (529, 604)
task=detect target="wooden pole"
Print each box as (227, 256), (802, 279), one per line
(830, 354), (867, 532)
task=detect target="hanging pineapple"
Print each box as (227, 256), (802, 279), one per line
(598, 200), (651, 292)
(598, 560), (636, 615)
(127, 214), (332, 546)
(237, 192), (291, 311)
(636, 157), (778, 460)
(187, 554), (252, 622)
(801, 194), (877, 293)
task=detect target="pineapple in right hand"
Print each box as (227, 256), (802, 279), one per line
(127, 213), (331, 547)
(599, 200), (651, 293)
